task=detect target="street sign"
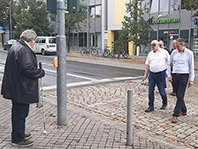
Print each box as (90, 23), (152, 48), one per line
(194, 18), (198, 26)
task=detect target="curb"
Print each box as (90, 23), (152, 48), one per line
(66, 52), (146, 64)
(67, 52), (198, 71)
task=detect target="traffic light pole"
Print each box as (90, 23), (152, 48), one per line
(57, 0), (67, 125)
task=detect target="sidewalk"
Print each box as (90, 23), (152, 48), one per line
(0, 74), (184, 149)
(1, 52), (198, 149)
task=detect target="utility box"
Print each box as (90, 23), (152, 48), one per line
(47, 0), (57, 13)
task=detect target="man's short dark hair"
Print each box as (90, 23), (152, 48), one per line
(176, 38), (185, 46)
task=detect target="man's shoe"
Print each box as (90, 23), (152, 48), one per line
(170, 92), (176, 96)
(145, 107), (154, 112)
(180, 112), (187, 116)
(25, 133), (32, 140)
(171, 117), (178, 123)
(160, 105), (167, 110)
(11, 140), (33, 147)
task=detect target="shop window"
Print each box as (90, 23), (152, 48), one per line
(79, 33), (87, 47)
(180, 30), (189, 44)
(74, 33), (78, 46)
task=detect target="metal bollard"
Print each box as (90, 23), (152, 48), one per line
(126, 90), (133, 146)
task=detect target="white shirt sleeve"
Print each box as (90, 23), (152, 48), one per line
(145, 52), (150, 65)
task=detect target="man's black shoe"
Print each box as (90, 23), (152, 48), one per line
(11, 140), (33, 147)
(145, 107), (154, 112)
(170, 92), (176, 96)
(160, 105), (167, 110)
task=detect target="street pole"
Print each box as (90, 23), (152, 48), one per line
(9, 5), (12, 39)
(57, 0), (67, 125)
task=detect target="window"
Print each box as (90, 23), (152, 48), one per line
(36, 38), (46, 43)
(49, 38), (56, 43)
(74, 34), (78, 46)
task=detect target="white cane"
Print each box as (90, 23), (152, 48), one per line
(39, 62), (47, 134)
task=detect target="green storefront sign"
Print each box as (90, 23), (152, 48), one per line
(152, 17), (180, 24)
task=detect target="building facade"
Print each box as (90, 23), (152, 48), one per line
(68, 0), (102, 51)
(101, 0), (135, 55)
(141, 0), (198, 56)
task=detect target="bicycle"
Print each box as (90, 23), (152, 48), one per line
(80, 46), (98, 56)
(118, 49), (129, 59)
(111, 49), (129, 59)
(102, 46), (111, 57)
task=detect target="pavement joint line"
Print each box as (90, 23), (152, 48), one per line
(42, 76), (143, 91)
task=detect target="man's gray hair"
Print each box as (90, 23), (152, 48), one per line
(172, 40), (177, 43)
(20, 29), (37, 42)
(176, 38), (186, 46)
(151, 40), (159, 45)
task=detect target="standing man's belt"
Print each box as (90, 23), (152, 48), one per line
(150, 69), (166, 74)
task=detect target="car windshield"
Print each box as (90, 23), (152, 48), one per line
(49, 38), (56, 44)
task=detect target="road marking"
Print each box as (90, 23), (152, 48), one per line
(42, 76), (142, 91)
(44, 68), (97, 81)
(67, 73), (97, 81)
(42, 63), (53, 67)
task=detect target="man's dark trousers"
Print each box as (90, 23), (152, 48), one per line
(11, 101), (29, 143)
(172, 74), (189, 117)
(148, 70), (167, 108)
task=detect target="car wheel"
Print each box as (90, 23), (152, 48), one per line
(41, 49), (46, 55)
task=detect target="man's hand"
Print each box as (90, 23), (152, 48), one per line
(168, 76), (173, 82)
(188, 81), (193, 88)
(142, 74), (147, 81)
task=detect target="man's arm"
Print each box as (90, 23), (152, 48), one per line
(143, 65), (150, 81)
(188, 51), (195, 87)
(167, 52), (173, 82)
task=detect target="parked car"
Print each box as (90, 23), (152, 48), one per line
(3, 39), (17, 50)
(33, 36), (56, 55)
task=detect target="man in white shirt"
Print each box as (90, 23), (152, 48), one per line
(167, 38), (195, 123)
(143, 40), (170, 112)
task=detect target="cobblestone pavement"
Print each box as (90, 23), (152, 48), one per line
(44, 74), (198, 149)
(0, 71), (187, 148)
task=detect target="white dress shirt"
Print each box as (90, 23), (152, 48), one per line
(167, 48), (195, 81)
(145, 48), (170, 73)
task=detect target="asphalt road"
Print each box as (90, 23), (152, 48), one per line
(0, 50), (144, 89)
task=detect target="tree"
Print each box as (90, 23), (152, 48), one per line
(65, 11), (86, 53)
(182, 0), (198, 16)
(13, 0), (52, 37)
(114, 29), (128, 52)
(122, 0), (151, 55)
(182, 0), (198, 10)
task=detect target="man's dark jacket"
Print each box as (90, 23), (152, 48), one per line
(1, 40), (45, 104)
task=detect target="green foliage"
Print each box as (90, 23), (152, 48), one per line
(182, 0), (198, 10)
(114, 30), (128, 52)
(65, 11), (86, 33)
(122, 0), (151, 47)
(13, 0), (52, 37)
(65, 11), (86, 52)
